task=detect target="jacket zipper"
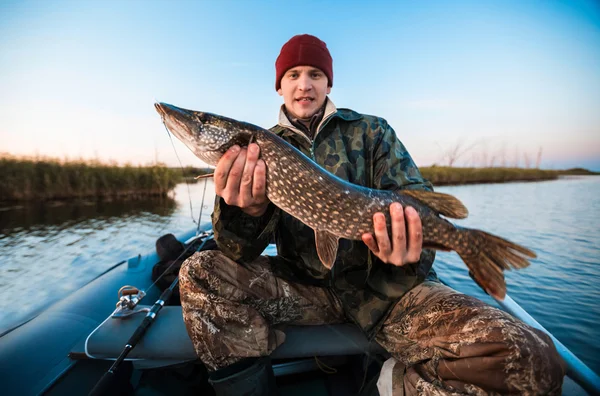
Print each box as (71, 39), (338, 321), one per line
(278, 104), (336, 160)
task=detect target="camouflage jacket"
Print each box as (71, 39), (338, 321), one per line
(212, 100), (436, 337)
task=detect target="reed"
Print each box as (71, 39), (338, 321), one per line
(2, 154), (595, 202)
(0, 155), (181, 202)
(421, 166), (560, 186)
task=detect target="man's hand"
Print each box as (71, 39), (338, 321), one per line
(361, 203), (423, 266)
(214, 143), (270, 217)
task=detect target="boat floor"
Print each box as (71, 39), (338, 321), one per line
(46, 354), (382, 396)
(45, 353), (588, 396)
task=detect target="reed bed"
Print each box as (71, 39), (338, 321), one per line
(2, 154), (594, 202)
(421, 166), (560, 186)
(0, 155), (181, 202)
(556, 167), (600, 176)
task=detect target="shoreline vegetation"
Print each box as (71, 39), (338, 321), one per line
(1, 155), (597, 202)
(422, 166), (580, 186)
(0, 156), (208, 202)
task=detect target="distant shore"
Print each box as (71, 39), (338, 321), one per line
(0, 156), (183, 202)
(420, 166), (593, 186)
(1, 156), (597, 202)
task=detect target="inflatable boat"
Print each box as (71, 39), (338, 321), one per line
(1, 226), (598, 395)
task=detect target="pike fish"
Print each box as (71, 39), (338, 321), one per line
(155, 102), (536, 300)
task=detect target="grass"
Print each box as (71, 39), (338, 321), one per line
(1, 154), (597, 202)
(556, 167), (600, 176)
(420, 166), (563, 186)
(0, 155), (182, 202)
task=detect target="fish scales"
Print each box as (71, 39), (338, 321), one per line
(256, 129), (429, 238)
(155, 102), (537, 300)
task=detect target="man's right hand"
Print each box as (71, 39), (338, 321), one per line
(214, 143), (270, 217)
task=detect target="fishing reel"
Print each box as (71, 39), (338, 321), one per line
(112, 285), (149, 318)
(110, 231), (214, 319)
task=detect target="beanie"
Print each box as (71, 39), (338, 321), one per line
(275, 34), (333, 91)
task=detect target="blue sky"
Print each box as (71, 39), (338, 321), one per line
(1, 0), (599, 170)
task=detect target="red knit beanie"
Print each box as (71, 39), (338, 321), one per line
(275, 34), (333, 91)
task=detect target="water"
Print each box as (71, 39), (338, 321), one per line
(0, 177), (599, 374)
(0, 182), (216, 335)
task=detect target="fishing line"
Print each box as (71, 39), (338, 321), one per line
(162, 124), (198, 226)
(196, 177), (209, 236)
(155, 121), (213, 292)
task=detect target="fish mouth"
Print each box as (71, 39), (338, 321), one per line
(155, 102), (202, 134)
(154, 102), (166, 115)
(154, 101), (204, 150)
(155, 101), (230, 156)
(155, 102), (193, 122)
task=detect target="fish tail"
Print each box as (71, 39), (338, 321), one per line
(456, 229), (536, 300)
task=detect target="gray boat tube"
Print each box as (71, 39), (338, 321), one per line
(496, 294), (600, 395)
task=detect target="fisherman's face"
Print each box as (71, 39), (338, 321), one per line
(278, 66), (331, 120)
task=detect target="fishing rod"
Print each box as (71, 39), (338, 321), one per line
(89, 234), (213, 396)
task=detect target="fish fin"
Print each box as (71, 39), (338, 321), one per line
(315, 230), (339, 270)
(458, 229), (536, 300)
(398, 190), (469, 219)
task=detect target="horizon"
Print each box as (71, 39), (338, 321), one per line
(1, 0), (599, 171)
(1, 151), (598, 173)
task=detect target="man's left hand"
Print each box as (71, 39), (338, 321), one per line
(361, 203), (423, 266)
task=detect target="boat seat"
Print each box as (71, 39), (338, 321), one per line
(84, 305), (387, 367)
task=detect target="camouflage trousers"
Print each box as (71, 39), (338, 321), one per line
(179, 251), (565, 395)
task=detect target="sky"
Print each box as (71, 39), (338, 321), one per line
(1, 0), (599, 170)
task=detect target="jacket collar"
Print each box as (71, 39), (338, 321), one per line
(275, 99), (362, 141)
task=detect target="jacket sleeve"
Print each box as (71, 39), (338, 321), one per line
(212, 196), (280, 263)
(372, 119), (433, 193)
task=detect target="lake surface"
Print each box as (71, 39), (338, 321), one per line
(1, 176), (599, 375)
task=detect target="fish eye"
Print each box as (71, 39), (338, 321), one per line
(195, 114), (205, 124)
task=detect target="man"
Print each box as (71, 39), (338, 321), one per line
(179, 34), (564, 395)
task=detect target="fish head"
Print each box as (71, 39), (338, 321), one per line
(155, 102), (252, 165)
